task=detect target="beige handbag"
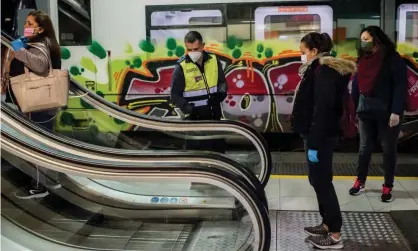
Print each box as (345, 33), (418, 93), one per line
(9, 43), (69, 113)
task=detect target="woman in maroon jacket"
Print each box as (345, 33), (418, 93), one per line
(349, 26), (407, 202)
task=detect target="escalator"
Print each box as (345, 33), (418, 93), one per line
(1, 102), (267, 208)
(1, 29), (271, 250)
(2, 28), (272, 188)
(1, 103), (271, 251)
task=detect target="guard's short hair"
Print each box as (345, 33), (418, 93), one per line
(184, 31), (203, 44)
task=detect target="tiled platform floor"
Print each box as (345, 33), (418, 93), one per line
(265, 178), (418, 212)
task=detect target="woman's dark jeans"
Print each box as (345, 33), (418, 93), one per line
(304, 137), (342, 233)
(356, 117), (401, 187)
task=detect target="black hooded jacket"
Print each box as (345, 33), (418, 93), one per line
(291, 56), (357, 149)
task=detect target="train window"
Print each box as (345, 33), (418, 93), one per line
(254, 6), (333, 41)
(149, 9), (226, 45)
(150, 10), (223, 26)
(58, 0), (92, 46)
(226, 5), (252, 42)
(264, 14), (321, 40)
(398, 4), (418, 45)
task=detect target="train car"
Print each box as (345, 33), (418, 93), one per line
(3, 0), (418, 150)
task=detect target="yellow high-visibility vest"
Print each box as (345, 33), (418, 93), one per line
(180, 54), (218, 107)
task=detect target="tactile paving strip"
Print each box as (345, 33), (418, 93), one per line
(275, 211), (411, 251)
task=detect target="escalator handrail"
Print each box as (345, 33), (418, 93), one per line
(2, 29), (271, 187)
(1, 105), (268, 207)
(70, 79), (272, 187)
(1, 131), (271, 251)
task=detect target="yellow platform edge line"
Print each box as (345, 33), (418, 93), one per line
(270, 175), (418, 180)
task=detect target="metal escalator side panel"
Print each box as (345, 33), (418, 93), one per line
(0, 105), (268, 207)
(69, 82), (272, 187)
(1, 138), (271, 250)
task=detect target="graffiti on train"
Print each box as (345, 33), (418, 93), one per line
(58, 37), (418, 138)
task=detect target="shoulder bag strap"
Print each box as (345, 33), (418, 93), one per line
(26, 42), (53, 75)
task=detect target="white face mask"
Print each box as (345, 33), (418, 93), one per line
(188, 51), (202, 63)
(301, 54), (307, 63)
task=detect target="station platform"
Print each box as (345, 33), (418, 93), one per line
(2, 153), (417, 251)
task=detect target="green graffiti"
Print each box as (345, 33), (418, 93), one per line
(81, 68), (85, 72)
(413, 52), (418, 58)
(167, 51), (174, 57)
(166, 38), (177, 51)
(227, 36), (237, 50)
(227, 36), (243, 57)
(114, 118), (125, 125)
(331, 50), (337, 57)
(61, 47), (71, 60)
(60, 112), (75, 127)
(89, 124), (99, 137)
(96, 91), (105, 98)
(129, 65), (134, 69)
(265, 48), (273, 58)
(133, 57), (142, 68)
(80, 91), (104, 108)
(125, 60), (131, 66)
(80, 57), (97, 73)
(257, 54), (262, 58)
(69, 66), (81, 76)
(232, 49), (242, 59)
(175, 46), (185, 57)
(80, 99), (94, 109)
(256, 44), (264, 53)
(139, 39), (155, 53)
(124, 42), (133, 53)
(88, 41), (107, 59)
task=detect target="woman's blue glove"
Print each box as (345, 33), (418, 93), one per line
(308, 149), (319, 163)
(11, 37), (29, 51)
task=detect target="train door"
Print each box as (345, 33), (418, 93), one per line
(253, 5), (333, 131)
(119, 6), (228, 119)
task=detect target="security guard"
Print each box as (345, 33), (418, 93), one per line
(170, 31), (227, 121)
(170, 31), (228, 152)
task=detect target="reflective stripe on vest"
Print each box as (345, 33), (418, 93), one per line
(180, 54), (218, 101)
(190, 99), (208, 107)
(183, 86), (218, 98)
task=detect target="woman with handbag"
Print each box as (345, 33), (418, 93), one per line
(8, 10), (63, 199)
(349, 26), (408, 202)
(291, 32), (356, 250)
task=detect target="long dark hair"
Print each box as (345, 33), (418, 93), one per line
(358, 25), (396, 58)
(27, 10), (61, 59)
(300, 32), (333, 53)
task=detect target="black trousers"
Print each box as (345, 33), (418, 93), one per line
(357, 118), (400, 187)
(304, 137), (342, 233)
(184, 113), (226, 154)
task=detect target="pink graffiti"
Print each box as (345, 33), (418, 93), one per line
(406, 66), (418, 113)
(225, 68), (269, 95)
(267, 62), (302, 95)
(126, 67), (174, 97)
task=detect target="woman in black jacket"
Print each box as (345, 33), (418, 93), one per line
(349, 26), (407, 202)
(291, 32), (356, 250)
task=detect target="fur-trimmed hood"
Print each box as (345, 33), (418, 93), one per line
(319, 56), (357, 76)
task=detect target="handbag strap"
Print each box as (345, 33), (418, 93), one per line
(25, 42), (54, 75)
